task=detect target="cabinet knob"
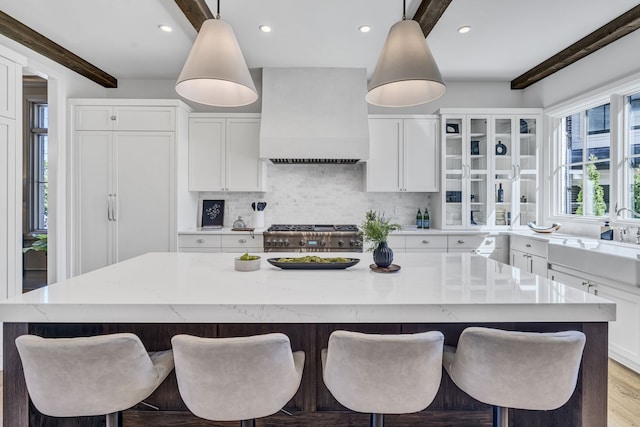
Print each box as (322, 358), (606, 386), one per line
(457, 239), (465, 244)
(525, 243), (532, 247)
(197, 239), (205, 243)
(110, 115), (116, 120)
(239, 239), (247, 244)
(422, 240), (429, 244)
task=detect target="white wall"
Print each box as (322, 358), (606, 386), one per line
(198, 163), (431, 228)
(523, 30), (640, 108)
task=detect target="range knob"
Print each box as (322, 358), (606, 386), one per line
(299, 240), (306, 246)
(349, 239), (358, 247)
(320, 240), (327, 247)
(278, 239), (284, 246)
(338, 240), (345, 247)
(284, 239), (290, 247)
(265, 239), (272, 246)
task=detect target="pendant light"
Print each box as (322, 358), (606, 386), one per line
(366, 0), (446, 107)
(175, 0), (257, 107)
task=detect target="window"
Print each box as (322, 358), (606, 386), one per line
(29, 102), (48, 231)
(625, 93), (640, 217)
(559, 103), (610, 216)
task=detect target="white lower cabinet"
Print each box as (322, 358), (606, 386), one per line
(385, 233), (505, 262)
(509, 235), (548, 277)
(549, 265), (640, 373)
(178, 234), (222, 253)
(178, 233), (262, 253)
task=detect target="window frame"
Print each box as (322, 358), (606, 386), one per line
(27, 100), (48, 232)
(545, 75), (640, 226)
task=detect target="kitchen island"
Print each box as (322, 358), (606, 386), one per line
(2, 252), (614, 426)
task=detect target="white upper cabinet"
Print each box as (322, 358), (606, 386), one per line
(366, 116), (439, 192)
(74, 105), (176, 131)
(188, 115), (266, 192)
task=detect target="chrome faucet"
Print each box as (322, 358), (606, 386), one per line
(614, 203), (640, 218)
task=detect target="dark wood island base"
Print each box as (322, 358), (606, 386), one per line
(4, 321), (608, 427)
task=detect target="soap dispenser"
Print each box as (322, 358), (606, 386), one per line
(600, 221), (613, 240)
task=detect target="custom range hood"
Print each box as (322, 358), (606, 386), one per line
(259, 68), (370, 164)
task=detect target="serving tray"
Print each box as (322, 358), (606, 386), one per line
(267, 258), (360, 270)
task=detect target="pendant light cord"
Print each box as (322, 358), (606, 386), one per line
(402, 0), (406, 20)
(216, 0), (220, 19)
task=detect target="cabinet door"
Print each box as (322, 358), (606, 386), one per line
(515, 115), (539, 226)
(113, 106), (176, 131)
(226, 119), (264, 191)
(0, 117), (13, 297)
(530, 254), (548, 277)
(0, 56), (16, 119)
(594, 283), (640, 368)
(492, 116), (515, 228)
(442, 116), (464, 227)
(114, 132), (175, 263)
(189, 118), (225, 191)
(548, 269), (587, 291)
(468, 116), (489, 227)
(510, 249), (529, 272)
(75, 106), (114, 131)
(366, 119), (402, 192)
(75, 132), (112, 274)
(404, 118), (439, 191)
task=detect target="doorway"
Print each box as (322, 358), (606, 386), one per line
(22, 75), (48, 292)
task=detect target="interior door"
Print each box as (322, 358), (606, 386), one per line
(114, 132), (175, 263)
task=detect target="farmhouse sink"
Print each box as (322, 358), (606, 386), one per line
(547, 238), (640, 286)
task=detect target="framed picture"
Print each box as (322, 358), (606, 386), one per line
(446, 123), (460, 134)
(201, 199), (225, 228)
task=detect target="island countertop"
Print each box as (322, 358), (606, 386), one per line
(0, 252), (614, 323)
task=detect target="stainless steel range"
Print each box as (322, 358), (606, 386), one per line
(263, 224), (363, 252)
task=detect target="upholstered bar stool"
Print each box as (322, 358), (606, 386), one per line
(322, 330), (444, 427)
(442, 327), (586, 427)
(15, 333), (174, 427)
(171, 332), (305, 427)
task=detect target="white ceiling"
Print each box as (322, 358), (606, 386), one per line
(0, 0), (638, 83)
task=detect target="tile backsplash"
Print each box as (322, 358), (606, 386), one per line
(199, 163), (432, 228)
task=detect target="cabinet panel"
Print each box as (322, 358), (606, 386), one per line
(226, 119), (264, 191)
(75, 106), (113, 131)
(366, 119), (402, 192)
(221, 234), (262, 249)
(0, 117), (13, 297)
(405, 235), (447, 249)
(114, 133), (175, 263)
(0, 56), (16, 118)
(188, 118), (225, 191)
(510, 236), (547, 258)
(114, 107), (175, 131)
(595, 284), (640, 367)
(403, 119), (439, 191)
(179, 234), (222, 248)
(76, 132), (112, 274)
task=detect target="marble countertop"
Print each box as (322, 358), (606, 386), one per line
(0, 252), (614, 324)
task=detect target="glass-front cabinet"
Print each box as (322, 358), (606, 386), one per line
(438, 109), (541, 229)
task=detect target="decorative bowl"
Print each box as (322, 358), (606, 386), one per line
(234, 256), (261, 272)
(527, 222), (562, 233)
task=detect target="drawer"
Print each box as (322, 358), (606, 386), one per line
(447, 235), (502, 251)
(178, 234), (221, 248)
(406, 235), (447, 249)
(221, 234), (261, 249)
(510, 236), (547, 258)
(179, 247), (221, 253)
(387, 235), (406, 249)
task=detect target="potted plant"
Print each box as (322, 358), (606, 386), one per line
(23, 233), (48, 255)
(360, 210), (401, 268)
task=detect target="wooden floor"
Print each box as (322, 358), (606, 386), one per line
(0, 359), (638, 426)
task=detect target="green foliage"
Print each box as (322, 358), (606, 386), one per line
(575, 155), (607, 216)
(634, 171), (640, 213)
(360, 210), (401, 249)
(23, 234), (47, 254)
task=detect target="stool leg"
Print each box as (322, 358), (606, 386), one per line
(240, 419), (256, 427)
(371, 413), (384, 427)
(493, 406), (508, 427)
(105, 412), (120, 427)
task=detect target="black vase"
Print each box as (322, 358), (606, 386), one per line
(373, 241), (394, 268)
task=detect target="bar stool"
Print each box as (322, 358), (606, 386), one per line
(442, 327), (586, 427)
(322, 330), (444, 427)
(15, 333), (174, 426)
(171, 332), (305, 427)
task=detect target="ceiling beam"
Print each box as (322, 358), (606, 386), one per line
(511, 4), (640, 90)
(412, 0), (453, 38)
(0, 11), (117, 88)
(174, 0), (214, 32)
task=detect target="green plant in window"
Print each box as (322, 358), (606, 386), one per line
(23, 233), (47, 254)
(634, 170), (640, 213)
(576, 155), (606, 216)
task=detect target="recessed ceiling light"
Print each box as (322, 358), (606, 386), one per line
(359, 25), (371, 33)
(259, 25), (272, 33)
(457, 25), (471, 34)
(158, 24), (173, 32)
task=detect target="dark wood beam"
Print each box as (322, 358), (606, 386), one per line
(174, 0), (215, 32)
(412, 0), (453, 38)
(512, 4), (640, 90)
(0, 11), (117, 88)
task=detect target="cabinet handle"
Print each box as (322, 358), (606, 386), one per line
(110, 115), (116, 121)
(422, 240), (429, 244)
(239, 239), (247, 243)
(112, 194), (117, 221)
(197, 239), (205, 243)
(107, 195), (112, 221)
(525, 243), (531, 247)
(582, 281), (589, 288)
(457, 239), (465, 244)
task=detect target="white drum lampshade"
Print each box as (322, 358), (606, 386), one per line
(366, 19), (446, 107)
(176, 19), (258, 107)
